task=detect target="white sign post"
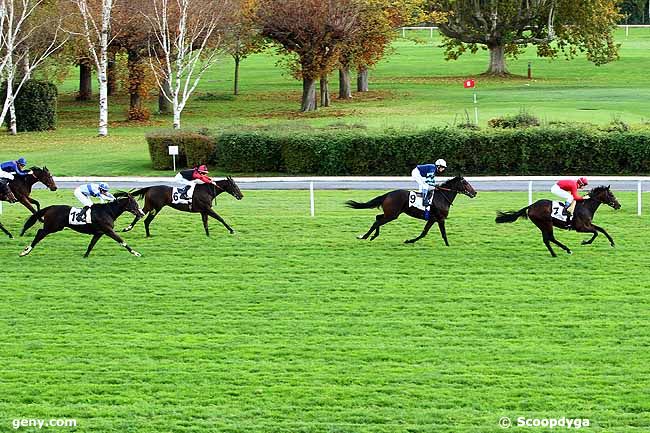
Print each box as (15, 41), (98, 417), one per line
(168, 146), (179, 171)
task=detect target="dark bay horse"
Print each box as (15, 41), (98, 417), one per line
(495, 185), (621, 257)
(19, 195), (145, 258)
(0, 180), (18, 238)
(121, 177), (243, 237)
(346, 176), (477, 245)
(8, 166), (58, 215)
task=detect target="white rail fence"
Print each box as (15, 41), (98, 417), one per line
(2, 176), (647, 217)
(399, 25), (650, 38)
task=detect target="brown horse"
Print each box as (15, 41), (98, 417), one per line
(0, 180), (18, 238)
(8, 166), (58, 215)
(19, 194), (145, 258)
(495, 185), (621, 257)
(346, 176), (477, 245)
(120, 177), (243, 237)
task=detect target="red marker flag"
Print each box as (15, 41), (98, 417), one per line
(463, 79), (475, 88)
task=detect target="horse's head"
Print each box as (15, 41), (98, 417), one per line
(119, 193), (145, 217)
(589, 185), (621, 210)
(443, 176), (477, 198)
(31, 166), (58, 191)
(0, 180), (17, 203)
(220, 176), (243, 200)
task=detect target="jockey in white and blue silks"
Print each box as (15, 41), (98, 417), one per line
(0, 157), (30, 181)
(411, 159), (447, 209)
(74, 182), (115, 207)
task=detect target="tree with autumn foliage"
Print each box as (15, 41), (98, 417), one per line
(256, 0), (361, 112)
(427, 0), (622, 75)
(222, 0), (265, 95)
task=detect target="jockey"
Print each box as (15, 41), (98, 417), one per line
(0, 157), (30, 181)
(74, 182), (116, 207)
(551, 177), (589, 218)
(174, 165), (212, 199)
(412, 159), (447, 209)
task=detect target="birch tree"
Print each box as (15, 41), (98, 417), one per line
(0, 0), (67, 134)
(72, 0), (114, 136)
(146, 0), (231, 129)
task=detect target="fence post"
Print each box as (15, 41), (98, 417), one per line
(638, 180), (642, 216)
(528, 181), (533, 206)
(430, 27), (433, 38)
(310, 181), (315, 217)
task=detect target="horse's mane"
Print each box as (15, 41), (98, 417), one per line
(589, 185), (609, 196)
(441, 176), (463, 186)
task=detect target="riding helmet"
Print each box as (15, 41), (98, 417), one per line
(435, 159), (447, 168)
(99, 182), (110, 191)
(578, 177), (588, 186)
(17, 157), (27, 166)
(198, 165), (209, 173)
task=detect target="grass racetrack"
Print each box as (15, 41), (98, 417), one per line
(1, 189), (648, 432)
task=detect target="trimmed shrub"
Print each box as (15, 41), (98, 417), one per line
(1, 80), (57, 132)
(205, 126), (650, 176)
(488, 110), (540, 129)
(146, 130), (216, 170)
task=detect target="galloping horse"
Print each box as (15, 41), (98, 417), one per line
(8, 166), (58, 215)
(121, 177), (243, 237)
(19, 194), (145, 258)
(495, 185), (621, 257)
(346, 176), (477, 245)
(0, 180), (18, 238)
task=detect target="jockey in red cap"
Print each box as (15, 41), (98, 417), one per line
(174, 165), (213, 199)
(551, 177), (589, 218)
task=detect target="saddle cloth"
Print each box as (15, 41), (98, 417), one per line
(69, 207), (92, 225)
(408, 191), (432, 211)
(551, 201), (569, 222)
(172, 185), (194, 205)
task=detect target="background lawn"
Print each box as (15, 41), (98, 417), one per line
(1, 28), (649, 176)
(0, 190), (648, 432)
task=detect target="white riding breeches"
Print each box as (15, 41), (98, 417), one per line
(74, 187), (94, 207)
(0, 171), (14, 180)
(174, 173), (205, 186)
(411, 168), (431, 194)
(551, 184), (574, 203)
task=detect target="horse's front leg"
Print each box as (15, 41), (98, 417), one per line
(122, 213), (142, 232)
(0, 221), (13, 239)
(205, 208), (235, 234)
(27, 196), (41, 212)
(405, 219), (435, 244)
(84, 233), (103, 258)
(593, 224), (615, 247)
(438, 219), (450, 246)
(19, 196), (39, 216)
(104, 229), (141, 257)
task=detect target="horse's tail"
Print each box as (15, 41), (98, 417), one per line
(128, 187), (151, 200)
(346, 192), (390, 210)
(495, 206), (530, 224)
(21, 209), (46, 236)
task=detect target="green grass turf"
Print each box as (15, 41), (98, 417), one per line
(1, 190), (648, 432)
(1, 28), (650, 176)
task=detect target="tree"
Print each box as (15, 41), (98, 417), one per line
(256, 0), (360, 112)
(0, 0), (67, 135)
(222, 0), (265, 95)
(146, 0), (232, 129)
(428, 0), (622, 75)
(72, 0), (115, 136)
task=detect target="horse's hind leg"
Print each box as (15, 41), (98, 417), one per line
(549, 235), (572, 255)
(19, 228), (49, 256)
(369, 215), (397, 241)
(143, 208), (159, 237)
(405, 219), (435, 244)
(541, 233), (557, 257)
(358, 214), (383, 240)
(0, 221), (13, 239)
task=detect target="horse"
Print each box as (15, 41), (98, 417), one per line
(495, 185), (621, 257)
(0, 180), (18, 238)
(120, 176), (243, 237)
(346, 176), (477, 245)
(8, 166), (58, 215)
(19, 194), (145, 258)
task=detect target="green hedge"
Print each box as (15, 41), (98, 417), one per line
(207, 127), (650, 175)
(146, 130), (215, 170)
(1, 80), (57, 132)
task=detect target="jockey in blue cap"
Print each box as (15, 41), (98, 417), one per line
(74, 182), (115, 207)
(0, 157), (30, 181)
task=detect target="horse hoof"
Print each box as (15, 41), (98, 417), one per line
(19, 246), (32, 257)
(356, 235), (365, 240)
(132, 251), (142, 257)
(230, 230), (235, 235)
(122, 226), (132, 232)
(610, 243), (615, 248)
(567, 250), (573, 255)
(404, 239), (413, 244)
(581, 240), (589, 245)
